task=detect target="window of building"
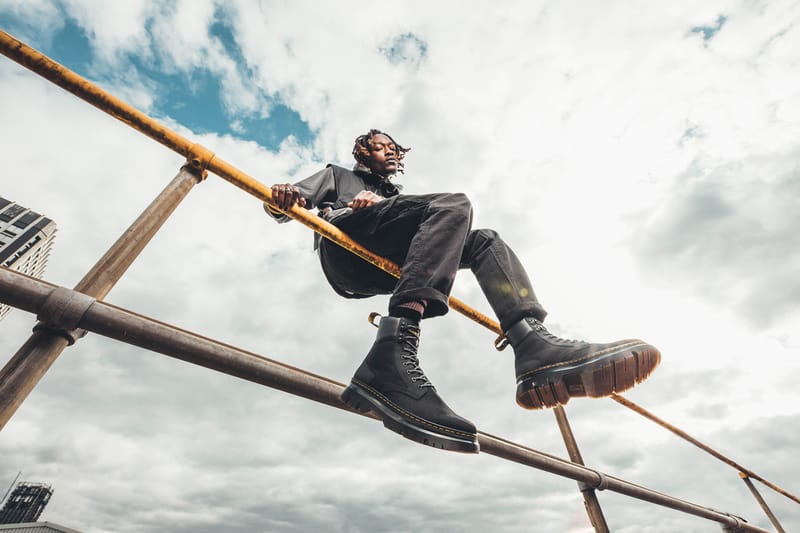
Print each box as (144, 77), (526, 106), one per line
(13, 211), (39, 228)
(0, 204), (25, 221)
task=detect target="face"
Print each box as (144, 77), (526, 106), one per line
(364, 134), (399, 177)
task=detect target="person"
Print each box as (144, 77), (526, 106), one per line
(265, 129), (660, 453)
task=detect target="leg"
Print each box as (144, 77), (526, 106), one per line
(329, 193), (479, 452)
(330, 193), (473, 317)
(462, 228), (661, 410)
(460, 228), (548, 330)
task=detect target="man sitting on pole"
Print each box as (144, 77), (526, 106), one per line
(265, 129), (660, 453)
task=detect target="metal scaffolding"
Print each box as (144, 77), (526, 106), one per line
(0, 29), (796, 532)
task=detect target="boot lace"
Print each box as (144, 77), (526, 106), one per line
(399, 322), (434, 389)
(528, 318), (581, 344)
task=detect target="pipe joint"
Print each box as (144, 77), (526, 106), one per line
(579, 470), (609, 492)
(185, 143), (215, 181)
(720, 513), (747, 532)
(34, 287), (95, 345)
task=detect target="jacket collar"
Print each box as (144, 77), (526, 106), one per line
(352, 162), (401, 197)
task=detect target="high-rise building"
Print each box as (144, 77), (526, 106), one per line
(0, 196), (57, 320)
(0, 482), (54, 524)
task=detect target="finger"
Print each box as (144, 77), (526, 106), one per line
(282, 185), (297, 209)
(278, 188), (290, 210)
(278, 186), (295, 210)
(271, 186), (284, 209)
(289, 189), (305, 209)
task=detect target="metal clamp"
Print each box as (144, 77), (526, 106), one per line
(579, 469), (610, 492)
(34, 287), (95, 345)
(719, 514), (747, 532)
(185, 143), (215, 180)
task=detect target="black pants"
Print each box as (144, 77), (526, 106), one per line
(319, 193), (547, 330)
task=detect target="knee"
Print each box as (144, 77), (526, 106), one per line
(434, 192), (472, 219)
(474, 228), (499, 242)
(450, 192), (472, 212)
(467, 228), (500, 255)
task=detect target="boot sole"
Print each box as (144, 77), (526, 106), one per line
(516, 342), (661, 410)
(341, 381), (479, 454)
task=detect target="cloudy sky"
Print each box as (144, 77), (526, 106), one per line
(1, 1), (799, 531)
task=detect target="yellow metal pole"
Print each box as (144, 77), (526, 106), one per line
(0, 29), (500, 336)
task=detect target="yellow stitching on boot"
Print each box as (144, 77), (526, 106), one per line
(352, 379), (476, 439)
(517, 341), (650, 380)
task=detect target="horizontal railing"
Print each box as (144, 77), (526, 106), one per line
(0, 267), (772, 533)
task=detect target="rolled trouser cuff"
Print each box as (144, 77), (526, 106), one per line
(390, 287), (449, 319)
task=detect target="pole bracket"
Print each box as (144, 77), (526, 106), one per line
(719, 513), (748, 532)
(185, 143), (215, 181)
(34, 287), (95, 345)
(579, 469), (609, 492)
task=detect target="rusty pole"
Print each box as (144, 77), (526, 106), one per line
(0, 166), (203, 430)
(739, 473), (786, 533)
(0, 270), (773, 533)
(0, 29), (500, 336)
(610, 394), (800, 507)
(553, 406), (610, 532)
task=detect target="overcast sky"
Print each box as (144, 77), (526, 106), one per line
(1, 1), (799, 532)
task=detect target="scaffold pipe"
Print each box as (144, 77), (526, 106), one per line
(0, 29), (500, 336)
(611, 393), (800, 506)
(0, 166), (203, 430)
(0, 268), (773, 533)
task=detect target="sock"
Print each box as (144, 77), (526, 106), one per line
(390, 300), (426, 322)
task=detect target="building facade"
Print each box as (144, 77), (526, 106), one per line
(0, 483), (53, 525)
(0, 197), (57, 320)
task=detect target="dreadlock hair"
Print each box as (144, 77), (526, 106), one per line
(352, 129), (411, 174)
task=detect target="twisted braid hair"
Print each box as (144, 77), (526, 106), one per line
(352, 129), (411, 173)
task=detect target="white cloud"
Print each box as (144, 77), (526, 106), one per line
(56, 0), (155, 63)
(1, 2), (800, 532)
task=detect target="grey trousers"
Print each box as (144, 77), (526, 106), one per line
(319, 193), (547, 330)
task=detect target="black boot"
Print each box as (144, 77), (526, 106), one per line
(341, 315), (479, 453)
(506, 317), (661, 409)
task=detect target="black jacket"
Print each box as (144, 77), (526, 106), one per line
(265, 164), (402, 299)
(266, 163), (402, 248)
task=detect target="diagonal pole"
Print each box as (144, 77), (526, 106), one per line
(553, 406), (610, 532)
(740, 473), (786, 533)
(611, 393), (800, 507)
(0, 165), (204, 430)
